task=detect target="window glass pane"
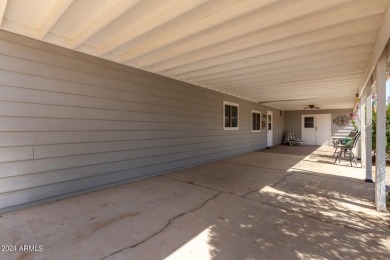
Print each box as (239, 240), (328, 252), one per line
(224, 103), (238, 129)
(268, 115), (271, 123)
(268, 123), (272, 130)
(231, 106), (238, 127)
(304, 117), (314, 128)
(304, 117), (314, 124)
(253, 113), (261, 130)
(225, 105), (231, 127)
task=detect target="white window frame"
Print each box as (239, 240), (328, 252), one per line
(252, 110), (262, 132)
(223, 101), (239, 130)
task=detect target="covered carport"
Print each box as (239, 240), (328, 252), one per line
(1, 146), (389, 259)
(0, 0), (389, 259)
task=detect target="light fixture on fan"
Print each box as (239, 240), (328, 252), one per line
(303, 104), (320, 110)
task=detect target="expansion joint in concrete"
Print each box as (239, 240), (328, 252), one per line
(223, 161), (291, 173)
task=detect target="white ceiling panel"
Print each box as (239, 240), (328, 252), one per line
(3, 0), (56, 28)
(1, 0), (389, 110)
(49, 0), (116, 38)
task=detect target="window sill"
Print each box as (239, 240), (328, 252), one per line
(223, 127), (239, 130)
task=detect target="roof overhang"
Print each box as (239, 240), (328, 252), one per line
(1, 0), (389, 111)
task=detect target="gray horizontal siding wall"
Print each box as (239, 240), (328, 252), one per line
(284, 109), (353, 140)
(0, 31), (281, 213)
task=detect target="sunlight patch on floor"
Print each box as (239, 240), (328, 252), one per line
(165, 225), (217, 260)
(260, 186), (301, 200)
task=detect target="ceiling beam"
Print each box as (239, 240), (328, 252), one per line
(358, 0), (390, 97)
(212, 77), (361, 90)
(213, 68), (364, 87)
(239, 91), (357, 104)
(71, 0), (140, 49)
(219, 73), (362, 92)
(221, 82), (362, 99)
(38, 0), (74, 40)
(203, 67), (364, 86)
(175, 45), (372, 80)
(160, 31), (376, 76)
(267, 104), (354, 111)
(233, 91), (358, 101)
(238, 87), (358, 100)
(211, 65), (365, 84)
(97, 0), (208, 57)
(0, 0), (7, 28)
(124, 0), (379, 68)
(200, 62), (366, 85)
(254, 90), (357, 99)
(149, 14), (383, 73)
(119, 0), (279, 63)
(222, 78), (361, 92)
(186, 54), (369, 83)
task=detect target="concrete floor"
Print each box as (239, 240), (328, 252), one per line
(0, 145), (389, 260)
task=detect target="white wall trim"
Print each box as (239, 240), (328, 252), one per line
(251, 110), (262, 132)
(266, 110), (273, 146)
(223, 101), (239, 130)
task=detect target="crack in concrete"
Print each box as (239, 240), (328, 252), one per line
(240, 171), (294, 198)
(271, 171), (295, 188)
(240, 189), (260, 198)
(99, 191), (221, 260)
(162, 174), (372, 235)
(239, 171), (295, 198)
(230, 170), (295, 198)
(162, 175), (222, 194)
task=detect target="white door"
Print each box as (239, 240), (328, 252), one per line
(315, 114), (331, 145)
(302, 115), (316, 145)
(302, 114), (331, 145)
(267, 111), (273, 147)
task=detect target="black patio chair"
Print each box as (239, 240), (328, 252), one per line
(332, 130), (357, 157)
(333, 131), (361, 166)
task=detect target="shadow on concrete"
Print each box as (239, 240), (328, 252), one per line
(0, 145), (388, 259)
(152, 145), (389, 260)
(259, 144), (321, 156)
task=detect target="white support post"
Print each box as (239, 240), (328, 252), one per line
(360, 97), (366, 170)
(375, 51), (387, 211)
(365, 82), (373, 182)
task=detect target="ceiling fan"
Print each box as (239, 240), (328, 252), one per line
(303, 104), (321, 110)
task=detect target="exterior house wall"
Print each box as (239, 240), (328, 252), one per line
(276, 110), (285, 145)
(284, 109), (354, 141)
(0, 31), (282, 213)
